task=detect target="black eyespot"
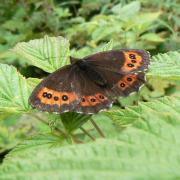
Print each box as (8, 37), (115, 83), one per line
(129, 54), (136, 59)
(91, 98), (96, 102)
(99, 95), (104, 99)
(47, 93), (52, 99)
(131, 60), (137, 63)
(82, 98), (85, 102)
(62, 95), (68, 101)
(120, 83), (126, 87)
(127, 63), (134, 67)
(127, 77), (132, 81)
(42, 92), (47, 97)
(54, 96), (59, 101)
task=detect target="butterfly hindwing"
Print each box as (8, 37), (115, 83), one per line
(111, 72), (145, 97)
(71, 69), (113, 114)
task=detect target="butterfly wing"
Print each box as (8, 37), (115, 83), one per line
(29, 64), (113, 114)
(29, 49), (150, 114)
(72, 69), (113, 114)
(29, 65), (81, 113)
(84, 49), (150, 97)
(84, 49), (149, 73)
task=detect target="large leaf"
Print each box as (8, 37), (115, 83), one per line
(111, 1), (141, 19)
(0, 114), (22, 153)
(12, 35), (70, 73)
(105, 96), (180, 126)
(0, 113), (51, 154)
(141, 33), (164, 42)
(0, 64), (31, 112)
(148, 51), (180, 80)
(0, 96), (180, 179)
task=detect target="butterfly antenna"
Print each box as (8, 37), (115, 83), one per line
(90, 119), (105, 138)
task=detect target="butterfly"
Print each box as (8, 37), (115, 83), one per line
(29, 49), (150, 114)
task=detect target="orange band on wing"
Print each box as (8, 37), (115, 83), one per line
(117, 74), (138, 90)
(37, 87), (78, 105)
(122, 51), (142, 72)
(80, 93), (107, 107)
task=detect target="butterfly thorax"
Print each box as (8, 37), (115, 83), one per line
(75, 59), (107, 87)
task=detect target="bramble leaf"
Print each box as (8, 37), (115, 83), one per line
(0, 64), (31, 112)
(111, 1), (141, 19)
(0, 96), (180, 179)
(148, 51), (180, 80)
(12, 35), (70, 73)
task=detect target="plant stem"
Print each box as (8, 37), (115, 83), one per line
(31, 113), (67, 138)
(80, 127), (95, 141)
(90, 119), (105, 138)
(31, 113), (84, 143)
(71, 135), (84, 144)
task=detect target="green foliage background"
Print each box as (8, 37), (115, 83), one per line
(0, 0), (179, 179)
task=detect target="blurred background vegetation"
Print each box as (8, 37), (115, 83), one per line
(0, 0), (179, 75)
(0, 0), (180, 166)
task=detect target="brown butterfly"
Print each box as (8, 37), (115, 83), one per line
(29, 49), (150, 114)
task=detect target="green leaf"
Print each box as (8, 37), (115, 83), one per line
(92, 26), (116, 42)
(124, 12), (161, 34)
(141, 33), (164, 42)
(105, 96), (180, 127)
(12, 35), (70, 73)
(0, 97), (180, 179)
(0, 113), (50, 154)
(70, 40), (114, 58)
(111, 1), (141, 19)
(61, 112), (91, 133)
(148, 51), (180, 80)
(96, 40), (114, 52)
(0, 64), (31, 113)
(0, 114), (22, 153)
(134, 12), (161, 25)
(9, 134), (66, 153)
(26, 78), (41, 91)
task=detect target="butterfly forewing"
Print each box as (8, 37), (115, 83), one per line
(85, 49), (150, 74)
